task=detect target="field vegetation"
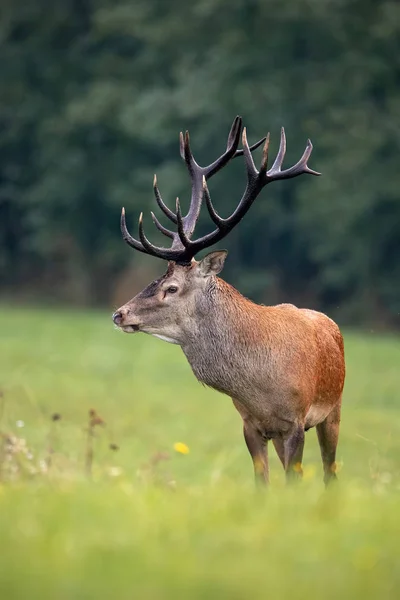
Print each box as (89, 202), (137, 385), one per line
(0, 306), (399, 598)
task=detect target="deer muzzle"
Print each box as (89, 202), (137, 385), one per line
(112, 309), (141, 333)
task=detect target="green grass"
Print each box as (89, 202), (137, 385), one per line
(0, 306), (399, 599)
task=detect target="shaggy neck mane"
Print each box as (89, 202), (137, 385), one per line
(208, 276), (264, 319)
(187, 276), (270, 348)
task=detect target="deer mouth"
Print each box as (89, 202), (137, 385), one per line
(121, 324), (140, 333)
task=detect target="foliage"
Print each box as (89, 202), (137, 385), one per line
(0, 1), (399, 324)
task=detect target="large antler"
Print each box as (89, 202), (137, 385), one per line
(121, 117), (320, 264)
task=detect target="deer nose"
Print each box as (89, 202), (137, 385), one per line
(112, 311), (124, 325)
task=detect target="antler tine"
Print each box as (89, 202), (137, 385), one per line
(280, 139), (321, 177)
(138, 212), (186, 260)
(203, 117), (242, 179)
(180, 130), (200, 176)
(138, 212), (162, 256)
(259, 133), (270, 175)
(226, 115), (242, 150)
(153, 174), (177, 224)
(175, 197), (192, 249)
(150, 211), (174, 239)
(179, 131), (185, 160)
(242, 127), (259, 182)
(202, 117), (267, 178)
(121, 207), (181, 260)
(120, 207), (147, 255)
(266, 136), (321, 181)
(202, 176), (225, 228)
(121, 205), (194, 261)
(268, 127), (287, 174)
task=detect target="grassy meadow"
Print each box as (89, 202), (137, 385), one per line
(0, 305), (399, 599)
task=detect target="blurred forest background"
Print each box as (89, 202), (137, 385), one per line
(1, 0), (399, 327)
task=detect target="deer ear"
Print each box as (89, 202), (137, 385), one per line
(198, 250), (228, 276)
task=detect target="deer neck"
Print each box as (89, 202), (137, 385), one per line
(179, 278), (268, 393)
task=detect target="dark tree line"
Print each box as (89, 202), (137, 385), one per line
(0, 0), (399, 326)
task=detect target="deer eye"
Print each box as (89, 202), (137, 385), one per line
(166, 285), (178, 294)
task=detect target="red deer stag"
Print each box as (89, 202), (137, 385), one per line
(112, 116), (345, 485)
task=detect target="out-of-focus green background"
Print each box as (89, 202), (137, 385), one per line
(1, 2), (400, 599)
(1, 0), (399, 326)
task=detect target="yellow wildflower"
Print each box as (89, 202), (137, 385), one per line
(174, 442), (190, 455)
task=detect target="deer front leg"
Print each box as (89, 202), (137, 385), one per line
(243, 422), (269, 485)
(232, 398), (269, 485)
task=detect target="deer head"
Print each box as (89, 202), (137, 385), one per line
(112, 116), (319, 344)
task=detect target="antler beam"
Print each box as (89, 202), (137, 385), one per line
(121, 117), (320, 264)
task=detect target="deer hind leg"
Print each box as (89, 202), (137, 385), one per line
(282, 425), (305, 481)
(243, 423), (269, 485)
(272, 437), (285, 468)
(316, 401), (341, 486)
